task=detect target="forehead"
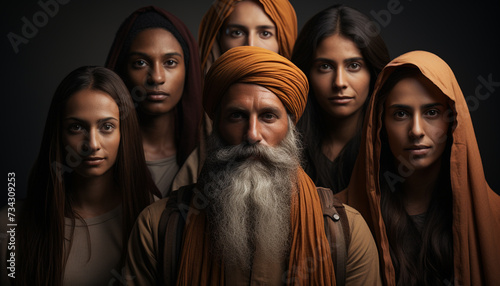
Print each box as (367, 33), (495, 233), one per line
(386, 77), (448, 106)
(315, 34), (362, 59)
(64, 89), (119, 117)
(130, 28), (182, 53)
(226, 1), (275, 27)
(221, 83), (286, 110)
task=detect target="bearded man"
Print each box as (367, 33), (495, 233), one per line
(126, 46), (381, 286)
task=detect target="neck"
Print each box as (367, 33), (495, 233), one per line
(321, 109), (362, 161)
(139, 111), (176, 161)
(70, 170), (120, 218)
(400, 160), (442, 216)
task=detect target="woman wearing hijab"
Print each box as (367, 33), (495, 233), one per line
(199, 0), (297, 74)
(0, 66), (159, 285)
(105, 6), (202, 197)
(338, 50), (500, 285)
(292, 5), (390, 193)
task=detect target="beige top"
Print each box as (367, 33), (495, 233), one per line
(126, 198), (381, 285)
(147, 156), (179, 198)
(0, 204), (123, 285)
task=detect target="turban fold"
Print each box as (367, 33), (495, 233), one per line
(203, 46), (308, 124)
(199, 0), (297, 74)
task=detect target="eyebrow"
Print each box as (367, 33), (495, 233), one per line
(64, 117), (119, 123)
(127, 51), (183, 58)
(387, 103), (445, 109)
(313, 57), (365, 64)
(225, 24), (276, 30)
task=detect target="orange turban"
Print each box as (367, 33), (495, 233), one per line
(199, 0), (297, 74)
(203, 46), (308, 124)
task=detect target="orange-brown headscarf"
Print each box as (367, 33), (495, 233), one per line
(338, 50), (500, 285)
(198, 0), (297, 74)
(203, 46), (308, 124)
(177, 46), (335, 285)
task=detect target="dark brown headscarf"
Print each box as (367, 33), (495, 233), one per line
(105, 6), (202, 166)
(338, 50), (500, 285)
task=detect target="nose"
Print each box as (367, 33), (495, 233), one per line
(245, 32), (256, 47)
(82, 129), (101, 155)
(334, 68), (347, 90)
(245, 115), (262, 145)
(409, 114), (425, 139)
(147, 63), (165, 86)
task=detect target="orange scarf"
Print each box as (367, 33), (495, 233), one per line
(338, 50), (500, 285)
(176, 168), (334, 285)
(198, 0), (297, 74)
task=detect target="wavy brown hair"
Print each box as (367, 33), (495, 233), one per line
(15, 66), (159, 285)
(377, 66), (454, 285)
(292, 4), (390, 192)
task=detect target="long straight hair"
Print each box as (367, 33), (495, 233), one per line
(292, 4), (390, 192)
(377, 66), (454, 285)
(15, 66), (159, 285)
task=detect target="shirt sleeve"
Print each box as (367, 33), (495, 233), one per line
(125, 199), (167, 285)
(344, 204), (382, 286)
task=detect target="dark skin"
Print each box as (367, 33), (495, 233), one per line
(126, 28), (186, 161)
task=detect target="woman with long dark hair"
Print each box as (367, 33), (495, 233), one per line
(338, 51), (500, 285)
(1, 66), (159, 285)
(106, 6), (203, 196)
(292, 5), (390, 193)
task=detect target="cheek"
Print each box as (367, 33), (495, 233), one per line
(310, 73), (329, 98)
(430, 121), (450, 147)
(264, 39), (279, 53)
(219, 123), (242, 145)
(353, 72), (371, 99)
(126, 69), (144, 86)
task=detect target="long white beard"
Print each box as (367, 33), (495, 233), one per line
(201, 118), (301, 269)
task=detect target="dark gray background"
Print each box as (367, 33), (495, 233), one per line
(2, 0), (499, 207)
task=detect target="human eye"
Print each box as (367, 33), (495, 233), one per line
(228, 111), (245, 122)
(100, 122), (116, 133)
(393, 110), (409, 120)
(317, 63), (333, 73)
(132, 59), (148, 69)
(226, 28), (245, 38)
(68, 123), (84, 133)
(347, 62), (362, 72)
(424, 108), (440, 119)
(164, 59), (178, 67)
(259, 30), (273, 39)
(261, 112), (277, 122)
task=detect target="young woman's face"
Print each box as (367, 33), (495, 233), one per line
(219, 0), (279, 54)
(384, 77), (450, 172)
(62, 89), (121, 178)
(126, 28), (185, 115)
(310, 33), (371, 120)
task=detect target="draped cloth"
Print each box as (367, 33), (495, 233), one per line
(105, 6), (202, 166)
(198, 0), (297, 74)
(337, 51), (500, 285)
(177, 46), (335, 285)
(203, 46), (308, 124)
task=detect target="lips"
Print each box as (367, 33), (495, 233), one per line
(146, 91), (169, 101)
(328, 96), (354, 104)
(82, 157), (105, 166)
(405, 145), (431, 156)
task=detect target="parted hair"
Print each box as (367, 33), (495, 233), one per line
(292, 4), (390, 192)
(15, 66), (159, 285)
